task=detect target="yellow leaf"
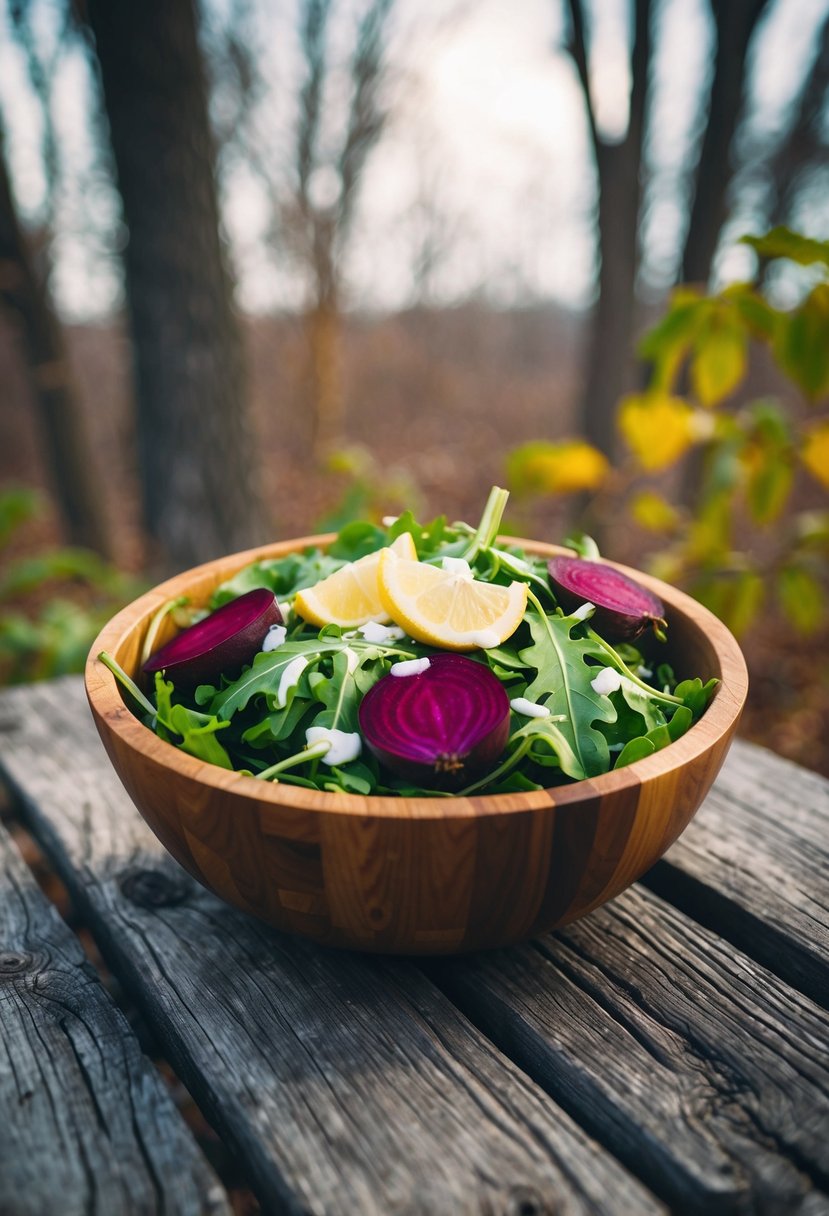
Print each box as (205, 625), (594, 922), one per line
(801, 419), (829, 489)
(507, 440), (609, 495)
(690, 316), (747, 407)
(617, 393), (697, 471)
(630, 491), (679, 533)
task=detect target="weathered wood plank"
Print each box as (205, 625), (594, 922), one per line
(0, 676), (663, 1216)
(430, 883), (829, 1214)
(0, 817), (229, 1216)
(647, 741), (829, 1006)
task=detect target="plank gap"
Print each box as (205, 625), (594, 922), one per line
(0, 785), (263, 1216)
(640, 861), (828, 1011)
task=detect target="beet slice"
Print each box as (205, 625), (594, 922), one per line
(359, 653), (510, 789)
(548, 556), (667, 642)
(142, 588), (282, 688)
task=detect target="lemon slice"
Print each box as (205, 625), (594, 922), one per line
(294, 532), (417, 628)
(377, 551), (527, 650)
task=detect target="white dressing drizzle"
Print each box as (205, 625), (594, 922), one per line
(390, 657), (431, 677)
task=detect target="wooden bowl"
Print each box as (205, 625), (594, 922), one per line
(85, 535), (748, 955)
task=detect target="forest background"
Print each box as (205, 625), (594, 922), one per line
(1, 0), (828, 773)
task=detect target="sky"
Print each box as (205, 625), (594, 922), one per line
(0, 0), (827, 319)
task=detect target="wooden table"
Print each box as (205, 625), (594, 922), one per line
(0, 676), (827, 1216)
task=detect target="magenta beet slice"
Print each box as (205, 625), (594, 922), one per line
(142, 588), (282, 688)
(548, 556), (667, 641)
(359, 653), (510, 789)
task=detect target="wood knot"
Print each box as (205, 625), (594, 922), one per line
(0, 950), (35, 976)
(506, 1188), (545, 1216)
(119, 867), (192, 909)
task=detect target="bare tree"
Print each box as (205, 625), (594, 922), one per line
(0, 110), (112, 557)
(681, 0), (772, 284)
(289, 0), (396, 459)
(755, 8), (829, 233)
(564, 0), (654, 459)
(86, 0), (266, 571)
(211, 0), (397, 462)
(563, 0), (827, 461)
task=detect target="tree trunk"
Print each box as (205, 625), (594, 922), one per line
(681, 0), (772, 285)
(0, 127), (112, 558)
(583, 145), (642, 457)
(577, 0), (652, 459)
(86, 0), (266, 571)
(307, 294), (345, 462)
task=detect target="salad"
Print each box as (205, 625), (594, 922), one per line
(101, 487), (717, 798)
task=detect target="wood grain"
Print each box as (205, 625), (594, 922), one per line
(0, 676), (663, 1216)
(646, 742), (829, 1007)
(429, 883), (829, 1214)
(84, 533), (749, 953)
(0, 817), (229, 1216)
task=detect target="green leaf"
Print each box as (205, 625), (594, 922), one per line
(0, 486), (43, 548)
(310, 648), (361, 734)
(690, 313), (748, 407)
(154, 676), (234, 769)
(776, 565), (826, 634)
(212, 550), (346, 607)
(638, 290), (709, 391)
(614, 737), (656, 768)
(741, 227), (829, 268)
(773, 284), (829, 400)
(209, 641), (335, 719)
(518, 611), (617, 780)
(674, 678), (718, 718)
(328, 521), (387, 560)
(726, 283), (778, 340)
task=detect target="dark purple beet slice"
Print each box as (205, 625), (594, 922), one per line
(142, 588), (282, 688)
(359, 653), (510, 790)
(548, 556), (667, 642)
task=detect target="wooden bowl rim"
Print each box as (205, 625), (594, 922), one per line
(85, 533), (749, 821)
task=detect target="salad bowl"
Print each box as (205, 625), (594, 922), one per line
(85, 533), (748, 955)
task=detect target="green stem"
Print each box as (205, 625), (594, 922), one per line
(256, 741), (331, 782)
(463, 485), (510, 563)
(586, 628), (683, 706)
(457, 734), (534, 796)
(140, 596), (190, 668)
(98, 651), (157, 718)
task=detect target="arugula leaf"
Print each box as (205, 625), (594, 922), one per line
(518, 611), (617, 780)
(208, 640), (341, 719)
(154, 676), (234, 769)
(613, 704), (694, 770)
(675, 677), (719, 716)
(328, 522), (388, 560)
(309, 648), (360, 734)
(211, 549), (345, 607)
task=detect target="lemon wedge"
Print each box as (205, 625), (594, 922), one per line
(294, 532), (417, 628)
(377, 550), (527, 650)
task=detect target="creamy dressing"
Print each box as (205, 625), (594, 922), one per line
(357, 621), (407, 643)
(261, 624), (287, 652)
(275, 656), (308, 707)
(441, 556), (474, 580)
(466, 629), (500, 649)
(305, 727), (362, 766)
(510, 697), (551, 718)
(590, 667), (622, 696)
(390, 657), (431, 677)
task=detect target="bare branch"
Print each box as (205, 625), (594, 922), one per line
(563, 0), (601, 159)
(337, 0), (395, 233)
(297, 0), (333, 207)
(764, 9), (829, 226)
